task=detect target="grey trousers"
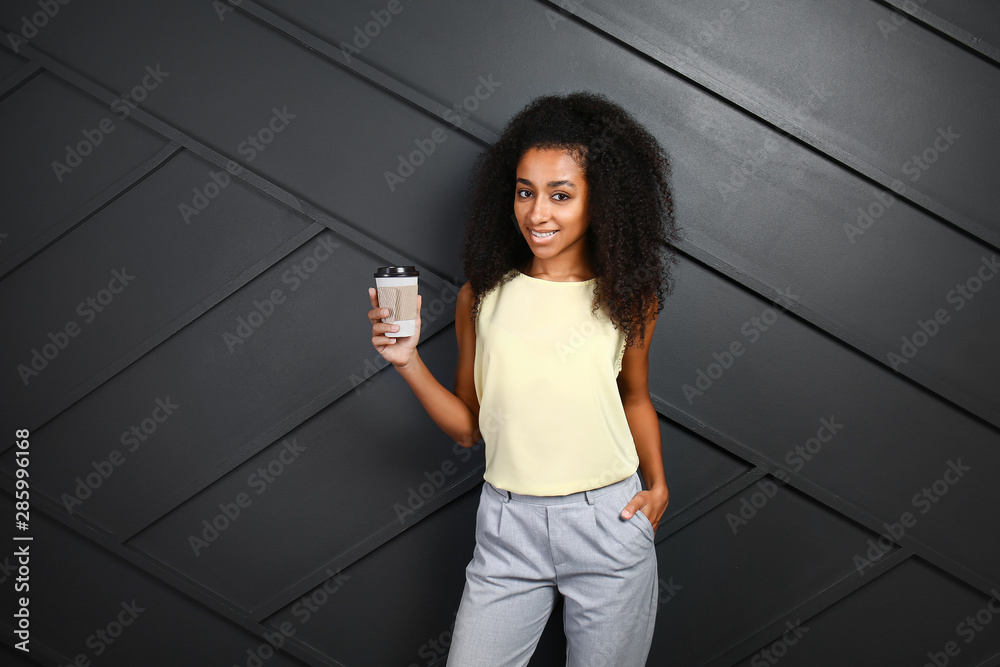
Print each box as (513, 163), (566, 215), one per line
(446, 470), (658, 666)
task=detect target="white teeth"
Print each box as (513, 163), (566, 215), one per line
(531, 230), (556, 238)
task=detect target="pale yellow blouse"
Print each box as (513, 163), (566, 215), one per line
(474, 270), (639, 495)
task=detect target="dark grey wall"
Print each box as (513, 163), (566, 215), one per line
(1, 1), (998, 665)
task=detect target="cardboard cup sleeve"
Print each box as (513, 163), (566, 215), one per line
(377, 284), (419, 323)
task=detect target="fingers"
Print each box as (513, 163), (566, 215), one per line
(367, 287), (390, 323)
(621, 499), (638, 519)
(622, 494), (659, 532)
(368, 287), (396, 345)
(372, 320), (400, 339)
(367, 287), (382, 317)
(378, 323), (400, 337)
(621, 492), (647, 519)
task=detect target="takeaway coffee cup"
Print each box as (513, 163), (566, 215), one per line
(374, 266), (420, 337)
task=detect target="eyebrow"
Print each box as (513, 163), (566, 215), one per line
(516, 177), (577, 189)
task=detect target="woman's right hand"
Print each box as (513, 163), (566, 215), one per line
(368, 287), (422, 368)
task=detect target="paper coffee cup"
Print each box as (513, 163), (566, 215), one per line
(374, 266), (419, 337)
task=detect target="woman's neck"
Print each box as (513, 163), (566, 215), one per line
(518, 259), (596, 282)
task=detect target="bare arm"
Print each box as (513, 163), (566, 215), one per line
(616, 301), (669, 533)
(367, 282), (481, 448)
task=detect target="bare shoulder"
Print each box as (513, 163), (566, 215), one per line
(617, 299), (660, 401)
(457, 280), (475, 310)
(456, 281), (477, 328)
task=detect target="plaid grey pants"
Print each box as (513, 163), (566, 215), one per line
(446, 470), (658, 666)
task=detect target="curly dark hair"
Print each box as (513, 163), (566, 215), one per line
(459, 90), (681, 349)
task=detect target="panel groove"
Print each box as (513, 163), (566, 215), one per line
(229, 0), (497, 145)
(0, 3), (992, 662)
(5, 1), (992, 447)
(677, 242), (1000, 431)
(654, 468), (765, 541)
(250, 465), (486, 620)
(0, 142), (181, 279)
(708, 550), (912, 666)
(227, 0), (1000, 427)
(650, 393), (1000, 598)
(539, 0), (999, 252)
(878, 0), (1000, 65)
(0, 59), (40, 99)
(0, 622), (72, 666)
(14, 222), (322, 435)
(0, 485), (344, 667)
(0, 37), (452, 291)
(977, 649), (1000, 667)
(111, 280), (459, 541)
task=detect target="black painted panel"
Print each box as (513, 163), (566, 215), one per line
(0, 639), (45, 666)
(653, 257), (1000, 583)
(0, 231), (401, 537)
(659, 417), (751, 523)
(647, 476), (887, 665)
(254, 0), (1000, 428)
(676, 123), (1000, 426)
(0, 0), (484, 281)
(129, 327), (479, 612)
(263, 483), (481, 666)
(731, 558), (1000, 667)
(586, 0), (1000, 239)
(0, 45), (27, 80)
(0, 72), (166, 266)
(0, 493), (308, 667)
(0, 149), (310, 432)
(0, 0), (995, 664)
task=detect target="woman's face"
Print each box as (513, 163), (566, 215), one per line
(513, 146), (590, 264)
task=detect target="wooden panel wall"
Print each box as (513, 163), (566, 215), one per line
(1, 1), (997, 665)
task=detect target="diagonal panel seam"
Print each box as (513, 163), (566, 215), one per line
(538, 0), (999, 252)
(877, 0), (1000, 65)
(651, 392), (1000, 599)
(229, 0), (1000, 427)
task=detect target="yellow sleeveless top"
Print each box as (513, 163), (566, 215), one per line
(473, 269), (640, 495)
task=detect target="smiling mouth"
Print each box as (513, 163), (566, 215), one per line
(530, 229), (557, 238)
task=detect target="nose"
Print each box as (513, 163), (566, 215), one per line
(528, 196), (550, 224)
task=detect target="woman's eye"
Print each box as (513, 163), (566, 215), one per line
(515, 190), (568, 200)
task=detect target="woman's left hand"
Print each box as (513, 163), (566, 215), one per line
(621, 484), (669, 535)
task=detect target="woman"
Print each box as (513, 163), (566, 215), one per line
(367, 90), (680, 665)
